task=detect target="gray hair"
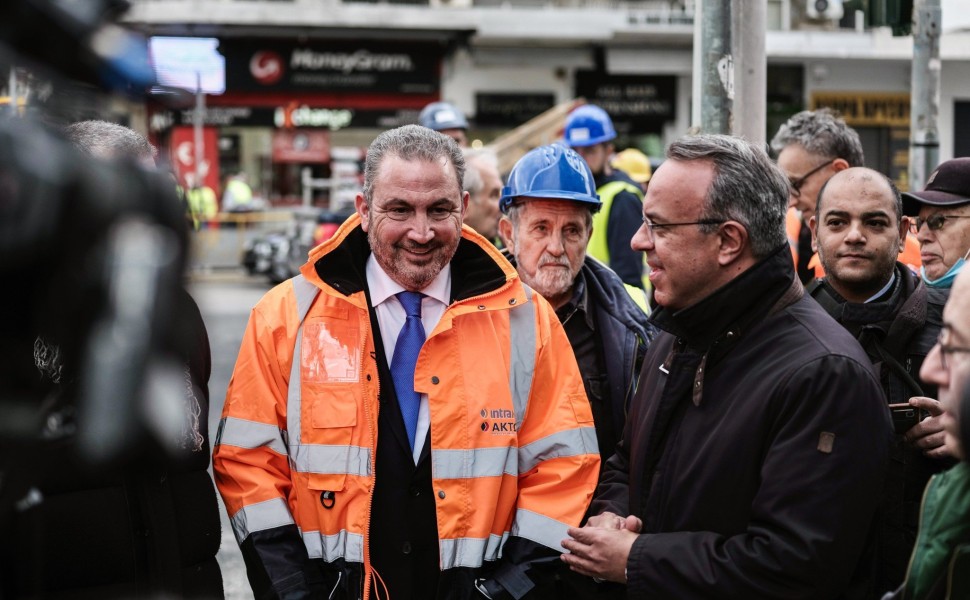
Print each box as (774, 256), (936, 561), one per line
(505, 200), (593, 232)
(462, 148), (499, 197)
(770, 108), (865, 167)
(667, 134), (789, 259)
(64, 120), (157, 163)
(363, 124), (465, 204)
(817, 168), (903, 221)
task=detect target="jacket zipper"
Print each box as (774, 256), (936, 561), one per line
(362, 320), (376, 600)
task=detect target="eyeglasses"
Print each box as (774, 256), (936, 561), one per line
(935, 327), (970, 370)
(640, 216), (726, 239)
(910, 214), (970, 234)
(788, 159), (835, 197)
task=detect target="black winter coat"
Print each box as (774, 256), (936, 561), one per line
(808, 266), (949, 595)
(0, 288), (223, 599)
(592, 246), (891, 599)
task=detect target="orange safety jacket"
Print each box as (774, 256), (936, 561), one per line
(213, 215), (600, 599)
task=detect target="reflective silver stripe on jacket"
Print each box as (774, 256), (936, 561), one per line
(230, 497), (295, 543)
(439, 533), (509, 569)
(216, 416), (288, 456)
(518, 426), (598, 474)
(510, 508), (571, 553)
(432, 446), (518, 480)
(302, 529), (366, 563)
(289, 443), (371, 477)
(288, 274), (320, 443)
(508, 285), (536, 428)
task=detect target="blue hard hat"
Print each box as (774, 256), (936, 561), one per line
(564, 105), (616, 147)
(500, 144), (601, 214)
(419, 102), (469, 131)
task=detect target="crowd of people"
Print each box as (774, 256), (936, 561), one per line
(211, 102), (970, 600)
(7, 100), (970, 600)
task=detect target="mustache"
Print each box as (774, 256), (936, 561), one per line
(538, 255), (570, 268)
(398, 240), (441, 252)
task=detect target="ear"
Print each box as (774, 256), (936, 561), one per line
(898, 216), (911, 252)
(356, 193), (369, 232)
(461, 190), (470, 217)
(831, 158), (851, 173)
(717, 221), (749, 266)
(809, 215), (819, 253)
(498, 216), (515, 252)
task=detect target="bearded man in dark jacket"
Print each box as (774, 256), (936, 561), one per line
(561, 134), (891, 599)
(807, 167), (952, 596)
(497, 143), (655, 466)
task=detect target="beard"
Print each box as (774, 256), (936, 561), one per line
(367, 222), (458, 291)
(517, 252), (577, 302)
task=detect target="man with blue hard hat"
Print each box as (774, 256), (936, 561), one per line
(498, 143), (653, 464)
(564, 104), (646, 290)
(419, 101), (469, 147)
(498, 143), (654, 599)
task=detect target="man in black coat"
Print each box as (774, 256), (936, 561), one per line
(0, 121), (223, 599)
(807, 167), (952, 595)
(561, 134), (891, 599)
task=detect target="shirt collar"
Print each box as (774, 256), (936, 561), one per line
(365, 254), (452, 308)
(864, 271), (896, 303)
(555, 271), (594, 329)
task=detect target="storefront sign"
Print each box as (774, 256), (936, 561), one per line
(157, 105), (422, 130)
(811, 92), (910, 127)
(475, 93), (555, 127)
(272, 130), (330, 163)
(574, 73), (676, 133)
(222, 40), (441, 94)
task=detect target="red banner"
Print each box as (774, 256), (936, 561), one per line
(169, 126), (221, 191)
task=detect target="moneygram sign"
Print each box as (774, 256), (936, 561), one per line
(224, 41), (440, 94)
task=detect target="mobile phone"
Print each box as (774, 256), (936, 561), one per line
(888, 403), (920, 435)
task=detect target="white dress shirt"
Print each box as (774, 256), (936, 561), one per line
(365, 254), (450, 464)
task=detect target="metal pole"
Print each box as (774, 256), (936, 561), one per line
(909, 0), (941, 192)
(695, 0), (732, 134)
(194, 72), (206, 195)
(731, 0), (765, 145)
(8, 67), (17, 117)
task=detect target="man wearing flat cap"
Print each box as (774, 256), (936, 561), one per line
(904, 157), (970, 290)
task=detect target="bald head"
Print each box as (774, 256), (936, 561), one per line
(811, 167), (908, 303)
(817, 167), (901, 221)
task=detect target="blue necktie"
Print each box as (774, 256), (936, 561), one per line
(390, 291), (426, 450)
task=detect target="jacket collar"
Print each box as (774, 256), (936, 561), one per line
(810, 265), (927, 353)
(651, 244), (796, 350)
(301, 214), (515, 304)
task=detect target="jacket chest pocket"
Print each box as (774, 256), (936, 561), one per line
(303, 386), (362, 492)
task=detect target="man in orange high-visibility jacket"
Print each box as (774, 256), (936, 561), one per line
(213, 125), (600, 600)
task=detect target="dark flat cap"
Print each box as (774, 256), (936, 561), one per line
(902, 157), (970, 215)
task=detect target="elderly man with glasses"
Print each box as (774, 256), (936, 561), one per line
(562, 134), (890, 599)
(903, 157), (970, 290)
(881, 267), (970, 600)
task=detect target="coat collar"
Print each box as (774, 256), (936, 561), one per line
(301, 214), (515, 304)
(651, 244), (797, 350)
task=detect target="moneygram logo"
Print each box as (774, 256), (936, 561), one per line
(250, 51), (284, 85)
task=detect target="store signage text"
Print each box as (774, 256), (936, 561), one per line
(811, 93), (910, 127)
(574, 73), (677, 133)
(290, 49), (414, 74)
(274, 105), (354, 130)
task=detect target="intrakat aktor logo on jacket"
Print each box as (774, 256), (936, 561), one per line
(480, 407), (517, 435)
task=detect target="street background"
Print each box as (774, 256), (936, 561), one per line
(191, 271), (269, 600)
